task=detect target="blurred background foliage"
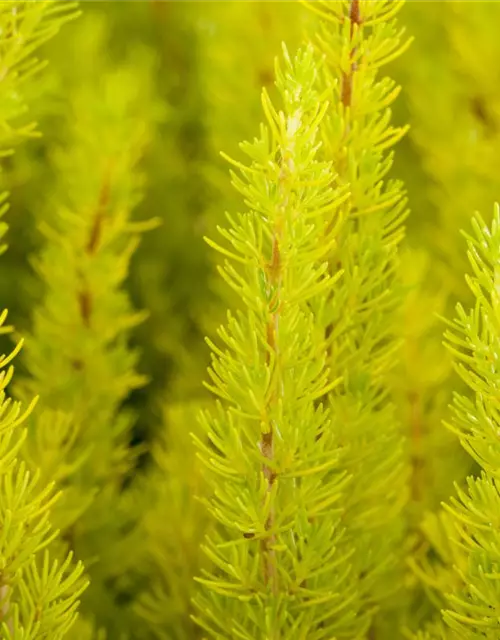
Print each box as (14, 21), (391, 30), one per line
(2, 1), (500, 638)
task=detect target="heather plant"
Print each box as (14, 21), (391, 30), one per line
(0, 2), (87, 637)
(193, 42), (362, 638)
(410, 207), (500, 640)
(1, 1), (500, 639)
(14, 11), (162, 637)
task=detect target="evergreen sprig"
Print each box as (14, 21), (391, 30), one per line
(14, 14), (162, 636)
(436, 206), (500, 638)
(0, 2), (85, 637)
(412, 207), (500, 639)
(0, 312), (86, 638)
(193, 43), (362, 639)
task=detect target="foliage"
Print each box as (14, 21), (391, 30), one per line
(0, 2), (87, 637)
(0, 315), (86, 639)
(194, 43), (362, 639)
(437, 207), (500, 638)
(2, 1), (500, 639)
(135, 401), (209, 640)
(13, 11), (162, 637)
(302, 0), (411, 633)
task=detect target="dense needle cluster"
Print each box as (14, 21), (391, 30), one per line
(1, 2), (500, 639)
